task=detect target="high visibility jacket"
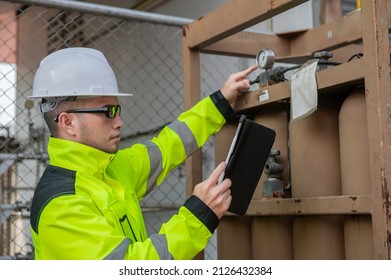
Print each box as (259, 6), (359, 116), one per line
(30, 91), (235, 260)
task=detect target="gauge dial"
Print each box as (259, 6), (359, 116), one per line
(256, 49), (275, 69)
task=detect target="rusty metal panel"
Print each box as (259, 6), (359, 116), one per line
(360, 0), (391, 259)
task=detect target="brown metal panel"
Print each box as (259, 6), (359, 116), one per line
(184, 0), (308, 49)
(315, 54), (364, 91)
(331, 43), (363, 63)
(234, 82), (291, 113)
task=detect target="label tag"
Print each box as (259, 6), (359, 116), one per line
(258, 89), (270, 102)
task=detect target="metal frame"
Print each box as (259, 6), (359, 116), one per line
(183, 0), (391, 259)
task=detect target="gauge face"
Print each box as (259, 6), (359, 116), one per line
(256, 49), (275, 69)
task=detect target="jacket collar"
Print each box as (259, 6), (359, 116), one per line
(47, 137), (115, 177)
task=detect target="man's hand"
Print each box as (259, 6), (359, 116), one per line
(192, 162), (232, 219)
(220, 65), (258, 106)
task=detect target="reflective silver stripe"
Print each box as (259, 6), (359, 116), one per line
(168, 120), (198, 157)
(144, 120), (197, 193)
(150, 234), (173, 260)
(104, 238), (131, 260)
(145, 141), (163, 193)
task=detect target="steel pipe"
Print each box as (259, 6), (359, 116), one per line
(9, 0), (192, 27)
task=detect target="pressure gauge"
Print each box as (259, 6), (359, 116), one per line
(256, 49), (275, 69)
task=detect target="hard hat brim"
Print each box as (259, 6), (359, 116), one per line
(28, 92), (133, 99)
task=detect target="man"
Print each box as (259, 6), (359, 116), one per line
(29, 47), (257, 259)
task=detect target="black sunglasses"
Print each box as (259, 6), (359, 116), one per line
(54, 105), (121, 122)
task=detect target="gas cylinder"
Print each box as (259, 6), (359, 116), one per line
(253, 102), (290, 199)
(290, 94), (344, 197)
(251, 103), (293, 259)
(217, 216), (252, 259)
(251, 216), (293, 259)
(289, 94), (345, 259)
(339, 87), (373, 259)
(339, 88), (370, 194)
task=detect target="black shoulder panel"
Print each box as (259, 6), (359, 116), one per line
(30, 165), (76, 233)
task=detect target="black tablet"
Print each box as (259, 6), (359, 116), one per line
(219, 115), (276, 215)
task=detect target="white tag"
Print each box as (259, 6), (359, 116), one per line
(258, 89), (270, 102)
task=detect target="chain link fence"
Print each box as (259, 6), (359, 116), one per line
(0, 0), (254, 259)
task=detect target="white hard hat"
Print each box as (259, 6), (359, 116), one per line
(30, 47), (132, 113)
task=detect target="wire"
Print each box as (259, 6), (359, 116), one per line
(348, 53), (363, 62)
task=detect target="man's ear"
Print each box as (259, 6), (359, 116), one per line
(57, 113), (77, 137)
